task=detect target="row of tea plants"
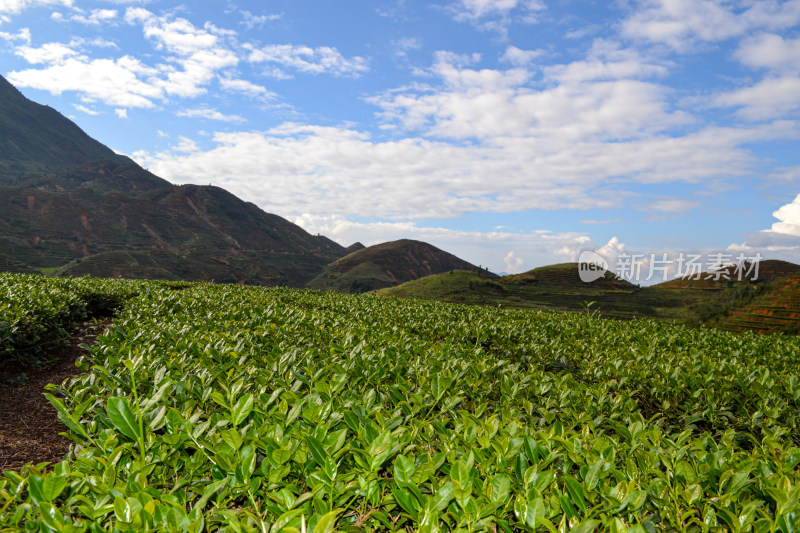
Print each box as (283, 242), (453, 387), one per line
(1, 274), (799, 531)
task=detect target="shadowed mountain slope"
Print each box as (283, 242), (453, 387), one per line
(0, 76), (132, 180)
(307, 239), (488, 293)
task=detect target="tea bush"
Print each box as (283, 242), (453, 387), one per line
(1, 278), (799, 531)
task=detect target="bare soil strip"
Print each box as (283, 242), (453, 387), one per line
(0, 320), (109, 471)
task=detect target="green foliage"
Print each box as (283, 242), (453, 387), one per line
(1, 276), (800, 531)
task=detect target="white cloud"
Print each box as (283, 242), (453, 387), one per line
(0, 26), (29, 42)
(73, 103), (99, 115)
(644, 197), (701, 213)
(0, 0), (73, 23)
(622, 0), (800, 51)
(68, 8), (117, 25)
(9, 8), (240, 108)
(125, 8), (239, 98)
(219, 77), (272, 98)
(114, 107), (127, 118)
(504, 251), (525, 273)
(500, 45), (544, 66)
(14, 41), (77, 63)
(730, 194), (800, 261)
(735, 33), (800, 72)
(8, 55), (162, 107)
(176, 107), (246, 122)
(392, 36), (423, 61)
(714, 76), (800, 120)
(445, 0), (545, 33)
(240, 10), (281, 30)
(543, 39), (668, 83)
(246, 43), (369, 77)
(371, 50), (688, 141)
(132, 118), (772, 223)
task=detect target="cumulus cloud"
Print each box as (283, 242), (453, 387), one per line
(730, 194), (800, 262)
(125, 8), (238, 98)
(735, 33), (800, 72)
(132, 117), (772, 223)
(246, 43), (369, 78)
(543, 39), (668, 83)
(622, 0), (800, 51)
(73, 103), (99, 115)
(14, 41), (77, 63)
(8, 55), (162, 107)
(370, 48), (688, 141)
(8, 8), (240, 107)
(503, 251), (525, 273)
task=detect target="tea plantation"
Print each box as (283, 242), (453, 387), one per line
(1, 273), (799, 532)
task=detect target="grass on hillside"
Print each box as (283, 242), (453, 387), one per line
(377, 266), (793, 329)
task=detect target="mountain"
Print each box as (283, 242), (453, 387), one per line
(0, 75), (350, 285)
(306, 239), (488, 293)
(0, 76), (132, 180)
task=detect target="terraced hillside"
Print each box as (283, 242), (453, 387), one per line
(719, 272), (800, 334)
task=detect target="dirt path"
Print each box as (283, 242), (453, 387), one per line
(0, 320), (109, 471)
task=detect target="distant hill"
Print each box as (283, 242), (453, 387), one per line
(0, 76), (132, 179)
(377, 263), (664, 318)
(306, 239), (487, 293)
(378, 260), (800, 330)
(654, 259), (800, 290)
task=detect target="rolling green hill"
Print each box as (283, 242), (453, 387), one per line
(378, 261), (800, 328)
(306, 239), (487, 293)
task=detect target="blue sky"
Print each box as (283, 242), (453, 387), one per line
(2, 0), (800, 280)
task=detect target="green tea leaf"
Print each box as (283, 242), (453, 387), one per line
(107, 396), (141, 442)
